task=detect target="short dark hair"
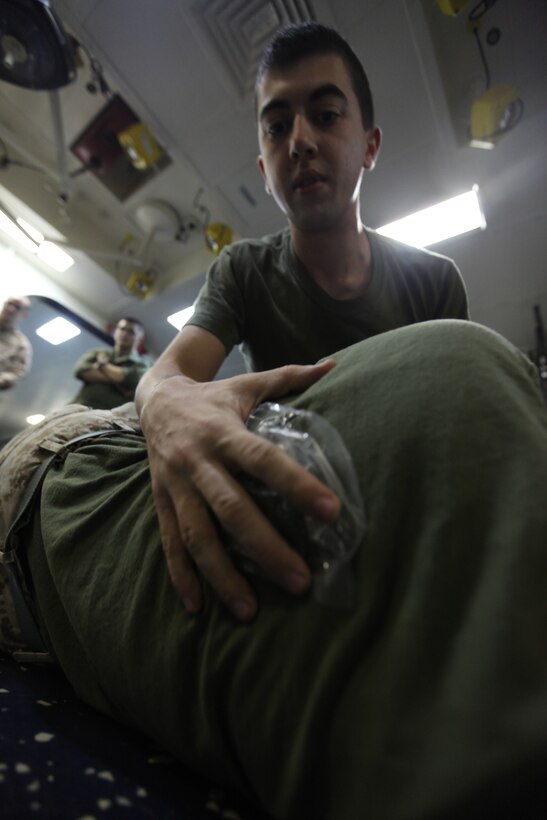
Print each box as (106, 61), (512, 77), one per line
(255, 22), (375, 129)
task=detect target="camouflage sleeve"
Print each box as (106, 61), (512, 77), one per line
(0, 334), (32, 385)
(16, 334), (32, 379)
(0, 402), (141, 657)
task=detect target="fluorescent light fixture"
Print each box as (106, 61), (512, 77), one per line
(376, 187), (486, 248)
(26, 414), (45, 426)
(0, 210), (74, 271)
(167, 305), (195, 331)
(16, 217), (45, 244)
(36, 317), (81, 345)
(0, 209), (39, 253)
(37, 241), (74, 271)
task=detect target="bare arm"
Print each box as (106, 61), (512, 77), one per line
(79, 358), (127, 384)
(136, 325), (339, 620)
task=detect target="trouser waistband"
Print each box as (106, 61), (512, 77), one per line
(0, 428), (141, 663)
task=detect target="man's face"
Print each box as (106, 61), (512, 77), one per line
(256, 53), (381, 233)
(114, 320), (140, 354)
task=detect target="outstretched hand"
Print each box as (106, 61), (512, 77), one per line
(139, 359), (339, 620)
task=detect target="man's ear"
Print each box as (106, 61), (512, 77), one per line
(257, 155), (271, 194)
(363, 126), (382, 171)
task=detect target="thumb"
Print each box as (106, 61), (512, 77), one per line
(240, 359), (337, 408)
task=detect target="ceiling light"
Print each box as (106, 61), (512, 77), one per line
(16, 217), (45, 244)
(0, 209), (39, 253)
(26, 414), (45, 426)
(36, 317), (81, 345)
(167, 306), (195, 331)
(376, 187), (485, 248)
(0, 208), (75, 271)
(37, 241), (74, 271)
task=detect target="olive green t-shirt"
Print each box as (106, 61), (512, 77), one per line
(189, 227), (469, 372)
(72, 348), (149, 410)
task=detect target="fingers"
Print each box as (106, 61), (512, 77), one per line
(142, 359), (340, 621)
(192, 460), (312, 592)
(153, 474), (263, 621)
(215, 423), (340, 523)
(153, 456), (315, 621)
(152, 481), (203, 612)
(237, 359), (336, 413)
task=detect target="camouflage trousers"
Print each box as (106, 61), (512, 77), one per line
(0, 402), (142, 660)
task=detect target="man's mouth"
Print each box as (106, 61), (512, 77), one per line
(293, 171), (326, 191)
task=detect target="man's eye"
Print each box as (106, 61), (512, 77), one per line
(265, 120), (289, 137)
(317, 110), (340, 125)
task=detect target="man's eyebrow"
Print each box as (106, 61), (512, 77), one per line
(259, 98), (290, 120)
(259, 83), (348, 121)
(308, 83), (347, 105)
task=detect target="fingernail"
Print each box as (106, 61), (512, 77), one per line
(314, 496), (338, 521)
(232, 599), (256, 621)
(285, 571), (310, 594)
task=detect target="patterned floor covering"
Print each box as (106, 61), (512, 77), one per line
(0, 652), (268, 819)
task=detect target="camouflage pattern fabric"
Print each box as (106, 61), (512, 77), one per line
(0, 326), (32, 388)
(0, 402), (141, 655)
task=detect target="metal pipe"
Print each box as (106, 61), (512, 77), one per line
(0, 122), (58, 182)
(48, 90), (73, 201)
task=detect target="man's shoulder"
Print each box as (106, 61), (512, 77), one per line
(368, 229), (456, 273)
(130, 351), (150, 367)
(114, 350), (148, 366)
(81, 346), (108, 358)
(224, 226), (290, 262)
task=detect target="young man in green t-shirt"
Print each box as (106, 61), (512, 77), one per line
(136, 23), (469, 621)
(73, 317), (148, 410)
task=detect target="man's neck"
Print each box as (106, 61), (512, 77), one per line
(290, 219), (372, 300)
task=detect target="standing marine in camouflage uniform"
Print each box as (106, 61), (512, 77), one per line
(0, 295), (32, 391)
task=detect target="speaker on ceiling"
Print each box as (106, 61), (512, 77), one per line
(0, 0), (76, 90)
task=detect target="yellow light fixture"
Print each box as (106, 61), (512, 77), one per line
(118, 122), (163, 170)
(436, 0), (471, 16)
(204, 222), (233, 256)
(126, 269), (155, 299)
(469, 84), (521, 149)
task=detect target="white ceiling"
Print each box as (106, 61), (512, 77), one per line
(0, 0), (546, 371)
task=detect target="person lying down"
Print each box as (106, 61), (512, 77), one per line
(1, 319), (547, 820)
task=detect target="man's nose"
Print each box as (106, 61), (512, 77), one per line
(289, 115), (317, 161)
